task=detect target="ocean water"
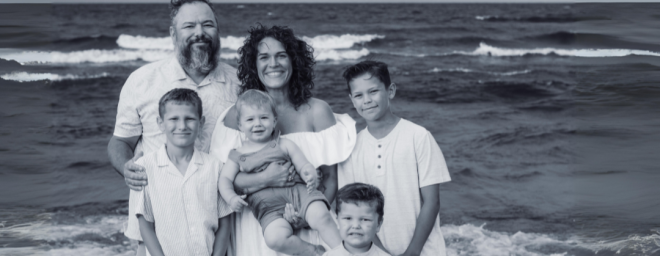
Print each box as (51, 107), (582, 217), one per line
(1, 3), (659, 256)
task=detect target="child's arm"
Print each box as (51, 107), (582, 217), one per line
(135, 185), (164, 256)
(219, 159), (248, 212)
(401, 184), (440, 256)
(280, 138), (318, 193)
(211, 215), (231, 256)
(138, 215), (165, 256)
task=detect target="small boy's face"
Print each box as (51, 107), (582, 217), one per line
(348, 73), (395, 122)
(157, 102), (204, 148)
(337, 201), (382, 251)
(237, 105), (276, 143)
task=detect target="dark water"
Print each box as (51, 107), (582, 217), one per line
(1, 3), (659, 256)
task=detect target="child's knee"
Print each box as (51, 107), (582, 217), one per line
(305, 202), (334, 227)
(263, 219), (293, 250)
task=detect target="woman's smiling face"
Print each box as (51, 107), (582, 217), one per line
(256, 37), (292, 90)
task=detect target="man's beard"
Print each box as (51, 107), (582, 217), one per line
(176, 33), (220, 74)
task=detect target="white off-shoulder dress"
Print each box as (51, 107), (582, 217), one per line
(209, 106), (357, 256)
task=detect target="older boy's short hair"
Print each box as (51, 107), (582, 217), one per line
(336, 183), (385, 223)
(158, 88), (203, 118)
(342, 60), (392, 94)
(235, 89), (278, 121)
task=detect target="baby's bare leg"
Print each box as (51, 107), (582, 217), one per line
(305, 201), (341, 248)
(263, 218), (325, 255)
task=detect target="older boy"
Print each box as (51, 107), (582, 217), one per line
(338, 61), (451, 256)
(324, 183), (390, 256)
(132, 88), (232, 256)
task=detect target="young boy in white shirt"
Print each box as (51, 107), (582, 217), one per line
(324, 183), (390, 256)
(338, 61), (452, 256)
(131, 88), (232, 256)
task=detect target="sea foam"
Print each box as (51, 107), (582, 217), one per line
(1, 72), (110, 82)
(116, 34), (245, 51)
(465, 43), (660, 58)
(116, 33), (383, 51)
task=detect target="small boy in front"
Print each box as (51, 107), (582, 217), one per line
(339, 61), (452, 256)
(131, 88), (232, 256)
(324, 183), (390, 256)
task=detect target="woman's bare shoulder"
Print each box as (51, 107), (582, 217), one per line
(307, 98), (336, 131)
(222, 105), (240, 130)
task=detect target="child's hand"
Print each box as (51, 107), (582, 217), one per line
(229, 195), (248, 212)
(303, 170), (318, 193)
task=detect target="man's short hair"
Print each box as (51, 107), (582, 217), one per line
(235, 89), (278, 122)
(169, 0), (217, 27)
(336, 183), (385, 223)
(158, 88), (203, 118)
(342, 60), (392, 94)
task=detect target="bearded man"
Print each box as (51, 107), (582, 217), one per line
(107, 1), (239, 255)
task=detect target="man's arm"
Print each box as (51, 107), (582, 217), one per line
(212, 215), (231, 256)
(233, 161), (296, 195)
(401, 184), (440, 256)
(138, 215), (165, 256)
(107, 135), (146, 191)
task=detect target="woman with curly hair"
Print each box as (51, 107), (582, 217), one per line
(209, 24), (357, 256)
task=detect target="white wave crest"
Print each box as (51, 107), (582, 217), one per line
(315, 48), (370, 61)
(443, 223), (570, 256)
(116, 34), (246, 51)
(1, 72), (110, 82)
(0, 50), (237, 64)
(464, 43), (660, 58)
(430, 67), (532, 76)
(303, 34), (384, 50)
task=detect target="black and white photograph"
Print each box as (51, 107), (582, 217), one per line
(1, 0), (659, 255)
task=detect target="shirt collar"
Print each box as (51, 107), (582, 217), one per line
(156, 144), (204, 167)
(165, 57), (227, 85)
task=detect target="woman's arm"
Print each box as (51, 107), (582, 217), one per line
(233, 161), (296, 195)
(281, 139), (318, 192)
(401, 184), (440, 256)
(138, 215), (165, 256)
(319, 164), (338, 203)
(211, 215), (232, 256)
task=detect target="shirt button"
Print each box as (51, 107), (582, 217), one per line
(240, 156), (246, 161)
(378, 165), (381, 169)
(378, 155), (381, 158)
(378, 145), (381, 148)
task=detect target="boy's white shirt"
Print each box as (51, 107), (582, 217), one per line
(131, 145), (232, 256)
(338, 119), (451, 256)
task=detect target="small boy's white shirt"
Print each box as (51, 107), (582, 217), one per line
(339, 119), (451, 256)
(129, 145), (232, 256)
(323, 242), (391, 256)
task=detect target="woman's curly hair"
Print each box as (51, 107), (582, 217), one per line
(237, 24), (315, 110)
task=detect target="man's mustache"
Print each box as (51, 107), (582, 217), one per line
(187, 35), (213, 47)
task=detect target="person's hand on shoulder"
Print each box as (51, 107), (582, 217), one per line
(124, 151), (146, 191)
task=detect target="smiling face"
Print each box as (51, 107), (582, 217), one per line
(170, 2), (220, 73)
(237, 104), (277, 144)
(256, 37), (292, 90)
(348, 72), (396, 122)
(337, 201), (382, 253)
(158, 102), (204, 149)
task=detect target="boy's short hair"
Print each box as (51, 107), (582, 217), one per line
(336, 183), (385, 223)
(342, 60), (392, 94)
(235, 89), (278, 121)
(158, 88), (203, 118)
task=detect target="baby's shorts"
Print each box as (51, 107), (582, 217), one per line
(246, 183), (329, 233)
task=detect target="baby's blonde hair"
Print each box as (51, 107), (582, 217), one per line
(235, 89), (278, 122)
